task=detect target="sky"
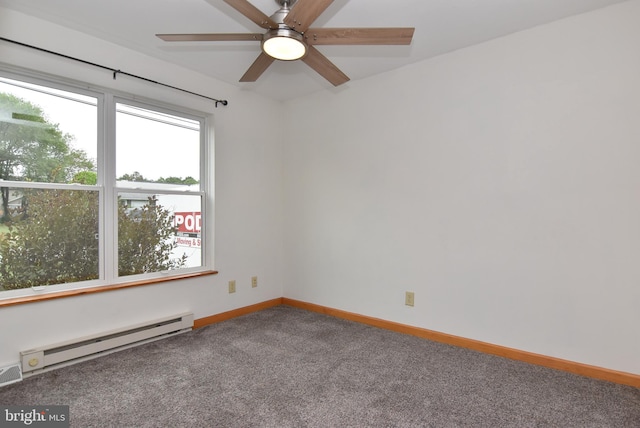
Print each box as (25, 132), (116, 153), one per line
(0, 76), (200, 182)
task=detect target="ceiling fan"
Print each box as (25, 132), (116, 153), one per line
(156, 0), (415, 86)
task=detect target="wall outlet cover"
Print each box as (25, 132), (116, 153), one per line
(405, 291), (415, 307)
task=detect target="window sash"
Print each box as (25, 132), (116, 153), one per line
(115, 189), (205, 278)
(0, 69), (210, 299)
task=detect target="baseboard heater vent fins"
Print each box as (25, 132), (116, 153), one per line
(20, 312), (194, 376)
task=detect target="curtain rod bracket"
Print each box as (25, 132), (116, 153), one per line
(113, 70), (120, 80)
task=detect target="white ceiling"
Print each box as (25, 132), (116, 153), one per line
(0, 0), (629, 101)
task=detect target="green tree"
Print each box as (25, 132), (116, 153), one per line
(157, 176), (198, 185)
(118, 196), (187, 277)
(118, 171), (148, 182)
(73, 170), (97, 185)
(0, 193), (186, 290)
(0, 189), (100, 289)
(0, 93), (94, 222)
(120, 174), (199, 186)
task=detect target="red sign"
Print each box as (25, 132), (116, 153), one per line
(174, 212), (201, 234)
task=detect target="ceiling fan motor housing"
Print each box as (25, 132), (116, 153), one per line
(276, 0), (297, 8)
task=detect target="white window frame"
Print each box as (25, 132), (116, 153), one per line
(0, 68), (214, 301)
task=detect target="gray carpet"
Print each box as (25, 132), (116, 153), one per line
(1, 305), (639, 427)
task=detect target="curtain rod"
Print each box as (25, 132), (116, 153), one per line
(0, 37), (229, 107)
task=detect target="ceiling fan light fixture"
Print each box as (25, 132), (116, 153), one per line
(262, 28), (307, 61)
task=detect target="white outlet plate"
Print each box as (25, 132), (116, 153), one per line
(228, 280), (236, 293)
(405, 291), (415, 307)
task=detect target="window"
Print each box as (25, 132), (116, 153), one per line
(0, 72), (210, 298)
(115, 102), (204, 275)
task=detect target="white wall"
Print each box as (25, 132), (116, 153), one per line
(0, 8), (283, 366)
(283, 0), (640, 374)
(2, 1), (639, 377)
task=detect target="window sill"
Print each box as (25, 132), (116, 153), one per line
(0, 270), (219, 308)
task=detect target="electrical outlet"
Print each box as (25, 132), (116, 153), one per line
(251, 276), (258, 288)
(405, 291), (415, 307)
(228, 280), (236, 294)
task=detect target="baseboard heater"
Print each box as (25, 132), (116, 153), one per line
(20, 312), (194, 376)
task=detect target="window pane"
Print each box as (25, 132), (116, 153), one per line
(0, 188), (99, 290)
(118, 192), (202, 277)
(0, 77), (98, 187)
(116, 103), (200, 188)
(0, 72), (209, 299)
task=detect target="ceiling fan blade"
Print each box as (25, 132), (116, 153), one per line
(239, 52), (276, 82)
(156, 33), (263, 42)
(284, 0), (334, 33)
(223, 0), (277, 30)
(304, 27), (415, 45)
(301, 46), (349, 86)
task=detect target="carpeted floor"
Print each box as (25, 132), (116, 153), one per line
(1, 305), (639, 427)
